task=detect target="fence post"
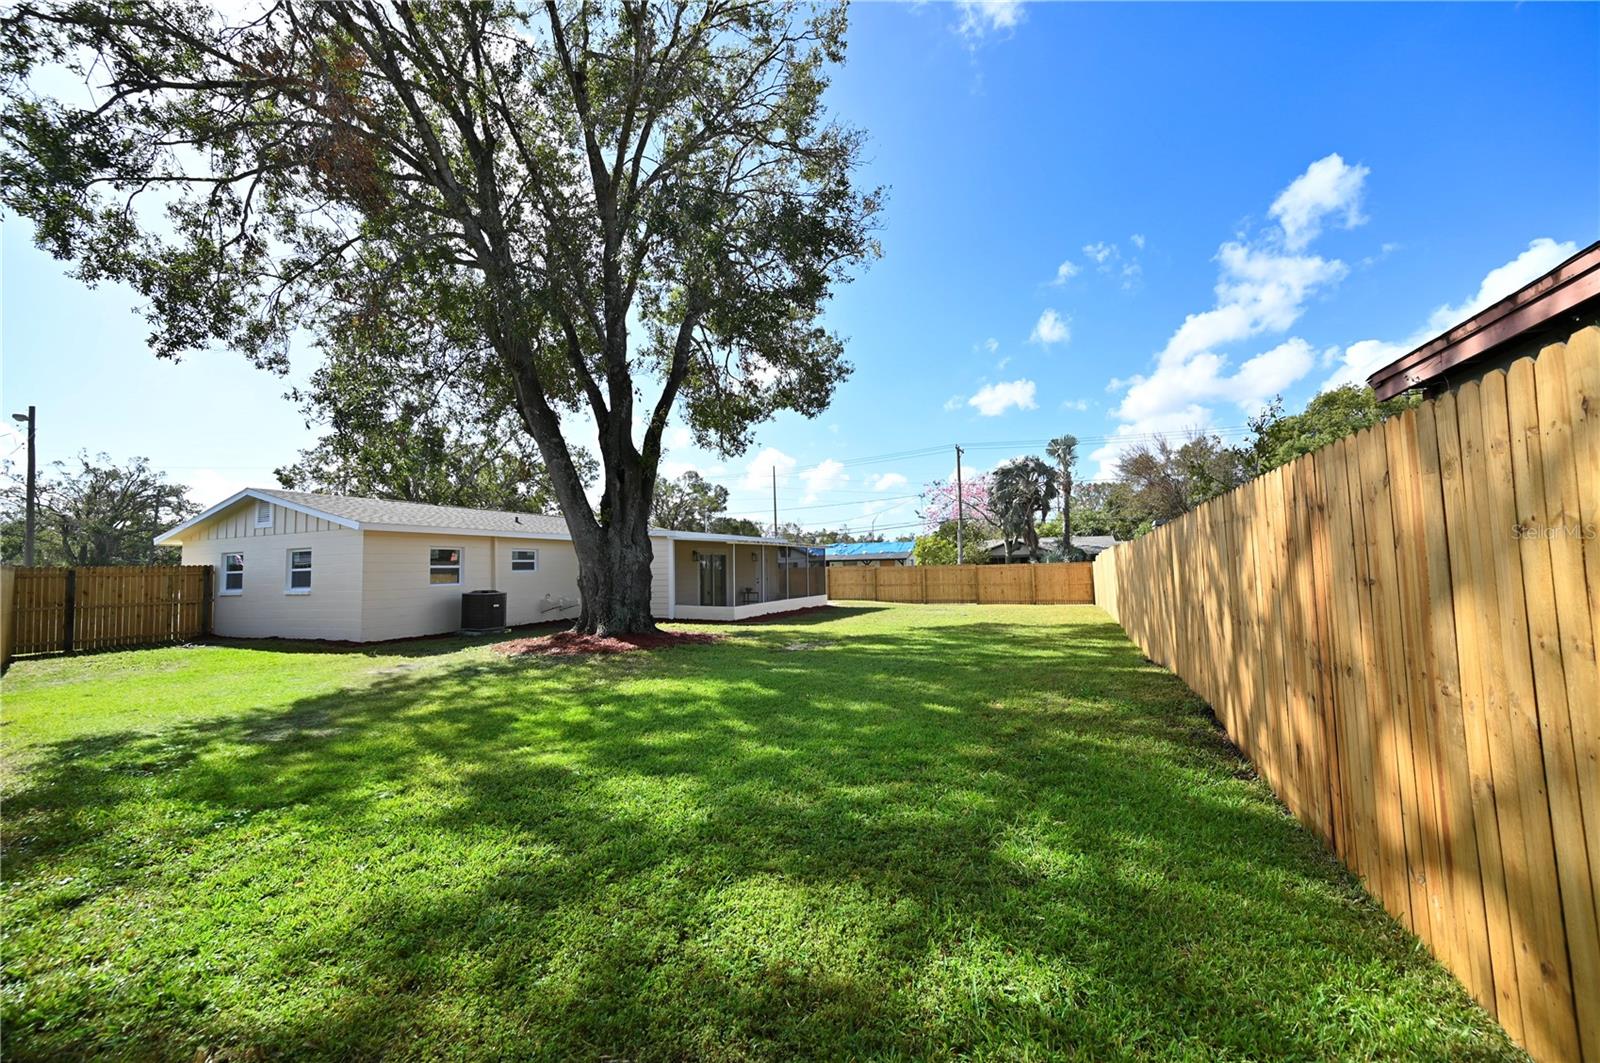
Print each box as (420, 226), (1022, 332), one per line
(62, 568), (76, 653)
(201, 566), (214, 636)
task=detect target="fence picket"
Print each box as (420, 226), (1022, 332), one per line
(1089, 327), (1600, 1063)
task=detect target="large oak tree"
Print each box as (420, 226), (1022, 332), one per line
(1, 0), (879, 633)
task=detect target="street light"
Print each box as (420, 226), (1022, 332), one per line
(10, 406), (35, 566)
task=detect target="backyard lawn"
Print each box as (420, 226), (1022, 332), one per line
(1, 604), (1520, 1061)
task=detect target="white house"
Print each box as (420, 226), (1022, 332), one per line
(154, 489), (828, 642)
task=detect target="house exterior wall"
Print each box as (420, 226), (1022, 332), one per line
(487, 535), (581, 627)
(358, 531), (674, 640)
(359, 532), (498, 641)
(649, 537), (671, 619)
(175, 500), (714, 639)
(178, 498), (364, 641)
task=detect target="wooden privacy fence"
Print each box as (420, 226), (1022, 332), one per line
(2, 565), (212, 669)
(829, 562), (1094, 605)
(1093, 326), (1600, 1063)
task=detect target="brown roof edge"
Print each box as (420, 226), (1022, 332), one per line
(1366, 240), (1600, 401)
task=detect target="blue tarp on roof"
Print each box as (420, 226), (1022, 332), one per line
(824, 540), (916, 560)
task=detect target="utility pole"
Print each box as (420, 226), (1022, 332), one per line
(10, 405), (35, 566)
(954, 444), (965, 565)
(771, 466), (778, 537)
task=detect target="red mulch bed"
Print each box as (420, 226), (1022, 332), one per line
(492, 629), (724, 657)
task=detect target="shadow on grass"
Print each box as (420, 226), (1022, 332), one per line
(1, 611), (1518, 1061)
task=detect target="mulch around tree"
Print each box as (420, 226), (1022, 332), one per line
(492, 630), (724, 657)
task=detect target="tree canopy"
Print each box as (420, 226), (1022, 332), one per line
(1, 453), (198, 566)
(1248, 384), (1421, 473)
(649, 470), (729, 531)
(1, 0), (880, 632)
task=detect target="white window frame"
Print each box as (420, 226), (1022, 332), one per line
(428, 546), (464, 586)
(510, 548), (539, 573)
(220, 552), (245, 595)
(285, 548), (313, 594)
(254, 499), (274, 528)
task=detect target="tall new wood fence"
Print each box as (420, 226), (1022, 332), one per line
(2, 565), (212, 670)
(828, 561), (1094, 605)
(1093, 326), (1599, 1063)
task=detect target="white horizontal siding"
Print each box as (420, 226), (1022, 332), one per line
(181, 509), (363, 641)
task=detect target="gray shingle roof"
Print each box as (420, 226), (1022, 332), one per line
(257, 489), (573, 536)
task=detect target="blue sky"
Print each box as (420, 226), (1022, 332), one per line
(2, 1), (1596, 537)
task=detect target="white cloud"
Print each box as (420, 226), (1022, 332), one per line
(1051, 260), (1080, 285)
(956, 0), (1023, 37)
(968, 379), (1038, 416)
(1130, 233), (1146, 250)
(665, 425), (693, 451)
(1322, 236), (1580, 389)
(1083, 241), (1116, 265)
(799, 458), (849, 502)
(870, 472), (908, 491)
(741, 447), (796, 490)
(1029, 308), (1071, 346)
(1424, 237), (1576, 334)
(984, 337), (999, 353)
(1092, 154), (1364, 477)
(943, 394), (966, 412)
(1269, 153), (1370, 251)
(1060, 398), (1089, 412)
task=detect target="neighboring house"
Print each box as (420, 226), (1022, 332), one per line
(982, 536), (1118, 563)
(155, 489), (827, 642)
(824, 540), (916, 567)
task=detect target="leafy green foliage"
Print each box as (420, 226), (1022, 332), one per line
(990, 456), (1058, 557)
(1113, 433), (1250, 529)
(2, 607), (1520, 1059)
(275, 328), (593, 511)
(1, 452), (196, 565)
(1046, 433), (1078, 540)
(1249, 385), (1423, 473)
(650, 471), (730, 531)
(911, 533), (957, 566)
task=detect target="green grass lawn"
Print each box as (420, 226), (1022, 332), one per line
(1, 604), (1519, 1061)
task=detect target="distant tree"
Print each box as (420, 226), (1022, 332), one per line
(1046, 434), (1078, 540)
(990, 457), (1058, 560)
(651, 472), (730, 531)
(919, 475), (1001, 560)
(708, 516), (765, 538)
(1248, 385), (1423, 473)
(1115, 432), (1249, 524)
(1, 453), (197, 566)
(1068, 482), (1145, 541)
(911, 534), (957, 567)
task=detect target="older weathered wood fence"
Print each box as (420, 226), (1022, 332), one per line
(828, 562), (1095, 605)
(1093, 327), (1599, 1063)
(1, 565), (212, 670)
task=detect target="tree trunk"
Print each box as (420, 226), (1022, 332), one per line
(569, 514), (658, 636)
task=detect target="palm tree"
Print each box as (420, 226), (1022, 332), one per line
(1047, 434), (1078, 557)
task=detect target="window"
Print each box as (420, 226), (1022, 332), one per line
(511, 548), (538, 572)
(429, 547), (462, 585)
(221, 553), (244, 595)
(254, 500), (274, 527)
(286, 549), (312, 593)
